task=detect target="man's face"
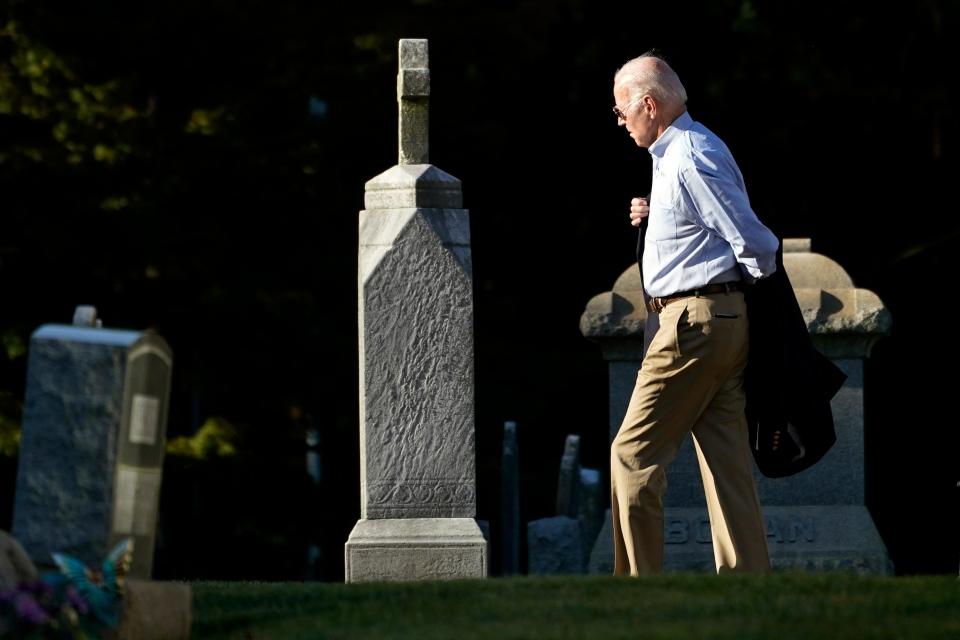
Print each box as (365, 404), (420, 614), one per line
(613, 85), (654, 147)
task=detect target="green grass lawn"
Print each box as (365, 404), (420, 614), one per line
(192, 573), (960, 639)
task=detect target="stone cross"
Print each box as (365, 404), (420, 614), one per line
(345, 38), (486, 583)
(398, 39), (429, 165)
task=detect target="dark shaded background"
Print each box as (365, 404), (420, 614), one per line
(0, 0), (956, 580)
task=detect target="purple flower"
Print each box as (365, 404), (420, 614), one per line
(24, 579), (53, 598)
(13, 592), (50, 625)
(65, 585), (89, 615)
(2, 577), (102, 635)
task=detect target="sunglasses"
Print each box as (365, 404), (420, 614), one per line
(612, 96), (646, 121)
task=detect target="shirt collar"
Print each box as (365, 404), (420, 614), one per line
(648, 110), (693, 159)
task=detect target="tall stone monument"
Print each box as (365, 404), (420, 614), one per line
(581, 239), (893, 573)
(12, 306), (173, 579)
(344, 39), (487, 582)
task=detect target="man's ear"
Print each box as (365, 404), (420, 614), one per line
(645, 95), (657, 118)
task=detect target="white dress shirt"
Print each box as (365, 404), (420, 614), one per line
(643, 111), (779, 298)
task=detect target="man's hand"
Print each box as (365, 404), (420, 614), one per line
(629, 197), (649, 227)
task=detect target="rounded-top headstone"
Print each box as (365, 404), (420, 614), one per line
(579, 262), (648, 339)
(782, 238), (891, 357)
(0, 530), (39, 589)
(580, 238), (891, 357)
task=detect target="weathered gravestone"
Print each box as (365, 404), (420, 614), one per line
(527, 434), (603, 575)
(578, 467), (602, 565)
(581, 239), (893, 573)
(11, 306), (173, 579)
(0, 529), (38, 589)
(555, 435), (581, 518)
(500, 421), (520, 575)
(527, 516), (583, 575)
(344, 39), (487, 582)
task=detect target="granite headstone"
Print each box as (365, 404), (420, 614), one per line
(344, 39), (486, 582)
(11, 307), (172, 578)
(581, 239), (893, 573)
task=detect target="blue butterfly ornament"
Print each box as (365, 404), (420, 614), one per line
(47, 538), (134, 628)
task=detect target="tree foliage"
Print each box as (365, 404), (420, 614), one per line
(0, 21), (146, 169)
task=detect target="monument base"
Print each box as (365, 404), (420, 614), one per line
(112, 580), (192, 640)
(345, 518), (487, 583)
(589, 505), (892, 575)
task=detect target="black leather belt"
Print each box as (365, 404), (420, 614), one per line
(646, 280), (743, 314)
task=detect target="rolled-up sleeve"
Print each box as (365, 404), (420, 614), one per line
(680, 162), (779, 280)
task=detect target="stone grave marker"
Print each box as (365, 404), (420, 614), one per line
(556, 434), (580, 518)
(581, 239), (893, 573)
(527, 434), (603, 575)
(344, 38), (486, 582)
(12, 306), (173, 579)
(500, 420), (520, 575)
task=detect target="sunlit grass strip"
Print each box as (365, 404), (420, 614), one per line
(192, 573), (960, 640)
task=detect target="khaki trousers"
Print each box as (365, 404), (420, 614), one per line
(610, 291), (770, 575)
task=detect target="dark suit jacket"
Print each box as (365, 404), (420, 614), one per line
(637, 228), (845, 478)
(741, 244), (846, 477)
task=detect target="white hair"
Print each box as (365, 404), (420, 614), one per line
(614, 52), (687, 108)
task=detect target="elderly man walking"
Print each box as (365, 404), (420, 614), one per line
(609, 52), (779, 576)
